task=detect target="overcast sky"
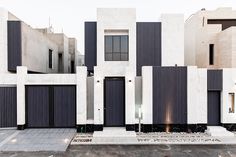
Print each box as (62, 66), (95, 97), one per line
(1, 0), (235, 54)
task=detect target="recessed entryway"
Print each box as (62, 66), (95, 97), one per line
(104, 77), (125, 127)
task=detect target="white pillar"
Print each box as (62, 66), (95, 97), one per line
(17, 66), (27, 129)
(76, 66), (87, 125)
(0, 8), (9, 74)
(93, 66), (104, 125)
(125, 67), (135, 125)
(142, 66), (153, 124)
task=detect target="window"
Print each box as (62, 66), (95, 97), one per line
(49, 49), (53, 69)
(229, 93), (235, 113)
(209, 44), (214, 65)
(105, 35), (129, 61)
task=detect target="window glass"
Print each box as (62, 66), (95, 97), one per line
(113, 52), (121, 61)
(49, 49), (53, 69)
(113, 36), (120, 52)
(121, 36), (128, 53)
(105, 53), (112, 61)
(104, 35), (128, 61)
(105, 36), (112, 53)
(121, 54), (128, 61)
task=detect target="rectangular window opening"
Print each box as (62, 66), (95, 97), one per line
(49, 49), (53, 69)
(229, 93), (235, 113)
(209, 44), (214, 65)
(104, 35), (129, 61)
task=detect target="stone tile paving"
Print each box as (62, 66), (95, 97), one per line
(0, 129), (76, 152)
(136, 132), (221, 144)
(71, 132), (228, 145)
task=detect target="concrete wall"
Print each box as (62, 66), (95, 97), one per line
(21, 22), (59, 73)
(161, 14), (184, 66)
(187, 66), (207, 124)
(46, 33), (70, 73)
(185, 7), (236, 68)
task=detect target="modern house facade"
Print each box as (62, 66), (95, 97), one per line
(0, 7), (236, 133)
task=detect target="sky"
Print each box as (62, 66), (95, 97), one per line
(1, 0), (235, 54)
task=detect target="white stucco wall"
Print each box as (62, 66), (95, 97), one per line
(222, 68), (236, 123)
(142, 66), (153, 124)
(21, 22), (59, 73)
(187, 66), (207, 124)
(161, 14), (184, 66)
(97, 8), (136, 75)
(0, 8), (9, 74)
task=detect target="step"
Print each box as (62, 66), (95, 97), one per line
(93, 127), (136, 138)
(206, 126), (234, 137)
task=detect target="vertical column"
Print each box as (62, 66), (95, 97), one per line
(142, 66), (153, 125)
(0, 8), (8, 73)
(76, 66), (87, 132)
(93, 66), (104, 131)
(17, 66), (27, 130)
(125, 67), (136, 130)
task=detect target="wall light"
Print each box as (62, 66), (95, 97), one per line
(97, 80), (100, 83)
(129, 80), (132, 83)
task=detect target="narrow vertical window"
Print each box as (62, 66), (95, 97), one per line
(229, 93), (235, 113)
(49, 49), (53, 69)
(209, 44), (214, 65)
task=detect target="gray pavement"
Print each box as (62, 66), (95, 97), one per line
(1, 145), (236, 157)
(0, 129), (76, 152)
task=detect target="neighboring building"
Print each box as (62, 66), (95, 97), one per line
(0, 8), (81, 74)
(185, 7), (236, 68)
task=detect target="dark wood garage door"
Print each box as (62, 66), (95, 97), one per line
(104, 78), (125, 127)
(0, 87), (17, 127)
(208, 91), (221, 125)
(26, 86), (76, 128)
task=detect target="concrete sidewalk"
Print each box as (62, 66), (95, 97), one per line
(0, 129), (76, 152)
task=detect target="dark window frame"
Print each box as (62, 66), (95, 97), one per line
(49, 49), (53, 69)
(104, 35), (129, 61)
(209, 44), (214, 65)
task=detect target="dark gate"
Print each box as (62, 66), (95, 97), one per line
(26, 86), (76, 128)
(104, 78), (125, 127)
(208, 91), (221, 125)
(0, 87), (17, 127)
(153, 67), (187, 124)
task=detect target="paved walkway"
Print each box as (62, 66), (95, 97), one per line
(71, 132), (236, 145)
(0, 129), (76, 152)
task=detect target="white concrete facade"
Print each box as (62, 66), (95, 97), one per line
(161, 14), (184, 66)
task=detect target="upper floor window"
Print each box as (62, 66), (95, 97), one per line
(209, 44), (214, 65)
(49, 49), (53, 69)
(105, 35), (129, 61)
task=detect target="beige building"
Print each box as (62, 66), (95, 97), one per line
(185, 7), (236, 68)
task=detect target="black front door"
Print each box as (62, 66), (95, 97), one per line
(104, 78), (125, 127)
(208, 91), (221, 125)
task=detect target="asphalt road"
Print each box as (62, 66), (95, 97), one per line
(0, 145), (236, 157)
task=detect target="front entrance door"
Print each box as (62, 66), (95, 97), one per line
(104, 77), (125, 127)
(208, 91), (221, 125)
